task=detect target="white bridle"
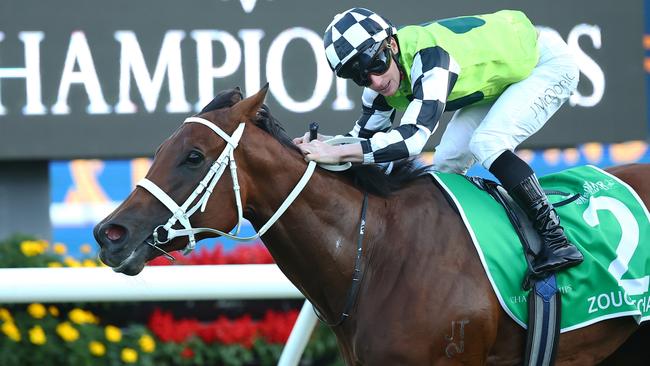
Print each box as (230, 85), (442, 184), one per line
(137, 116), (363, 258)
(137, 117), (318, 257)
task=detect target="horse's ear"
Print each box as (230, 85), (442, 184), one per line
(230, 84), (269, 121)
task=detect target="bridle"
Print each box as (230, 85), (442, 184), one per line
(136, 115), (367, 326)
(137, 116), (317, 258)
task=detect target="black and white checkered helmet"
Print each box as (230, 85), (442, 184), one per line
(323, 8), (397, 73)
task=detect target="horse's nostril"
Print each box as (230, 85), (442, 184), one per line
(105, 224), (127, 242)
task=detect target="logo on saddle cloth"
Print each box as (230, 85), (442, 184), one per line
(431, 165), (650, 332)
(576, 179), (616, 204)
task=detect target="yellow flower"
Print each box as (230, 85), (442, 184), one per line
(47, 262), (63, 268)
(48, 306), (59, 317)
(105, 325), (122, 342)
(69, 308), (98, 325)
(53, 242), (67, 255)
(1, 321), (21, 342)
(80, 243), (93, 254)
(89, 341), (106, 356)
(56, 322), (79, 342)
(63, 257), (81, 267)
(0, 308), (12, 322)
(82, 259), (97, 267)
(121, 348), (138, 363)
(27, 303), (47, 319)
(20, 240), (46, 257)
(39, 240), (48, 248)
(138, 334), (156, 353)
(28, 325), (46, 345)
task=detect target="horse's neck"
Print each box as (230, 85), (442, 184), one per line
(245, 150), (363, 320)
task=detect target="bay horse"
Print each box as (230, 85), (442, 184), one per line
(94, 86), (650, 365)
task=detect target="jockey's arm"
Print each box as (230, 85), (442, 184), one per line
(297, 47), (459, 165)
(295, 87), (391, 164)
(357, 47), (459, 164)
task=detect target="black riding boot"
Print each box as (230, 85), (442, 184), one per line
(489, 150), (583, 275)
(509, 175), (584, 274)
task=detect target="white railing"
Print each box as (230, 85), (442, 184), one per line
(0, 264), (319, 366)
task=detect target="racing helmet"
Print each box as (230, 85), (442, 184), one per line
(323, 8), (397, 74)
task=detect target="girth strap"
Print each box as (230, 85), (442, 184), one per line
(313, 191), (368, 327)
(525, 275), (561, 366)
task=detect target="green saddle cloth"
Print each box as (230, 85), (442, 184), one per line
(430, 165), (650, 332)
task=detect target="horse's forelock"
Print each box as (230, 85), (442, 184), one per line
(199, 87), (243, 113)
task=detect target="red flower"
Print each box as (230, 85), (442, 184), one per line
(147, 307), (301, 348)
(197, 315), (257, 348)
(181, 346), (194, 359)
(226, 244), (274, 264)
(148, 309), (176, 342)
(148, 309), (199, 343)
(147, 252), (180, 266)
(258, 310), (299, 344)
(146, 242), (275, 266)
(181, 246), (228, 265)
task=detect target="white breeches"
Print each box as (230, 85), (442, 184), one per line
(432, 29), (580, 174)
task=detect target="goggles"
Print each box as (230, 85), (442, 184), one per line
(337, 40), (393, 87)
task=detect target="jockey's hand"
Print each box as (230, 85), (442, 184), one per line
(292, 132), (331, 145)
(296, 140), (363, 164)
(297, 140), (340, 164)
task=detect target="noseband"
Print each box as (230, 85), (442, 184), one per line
(136, 116), (317, 258)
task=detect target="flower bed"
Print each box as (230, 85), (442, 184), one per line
(0, 236), (342, 365)
(147, 243), (275, 266)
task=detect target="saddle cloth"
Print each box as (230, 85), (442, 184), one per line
(429, 165), (650, 332)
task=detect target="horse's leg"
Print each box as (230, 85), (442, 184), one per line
(486, 310), (525, 365)
(331, 331), (357, 366)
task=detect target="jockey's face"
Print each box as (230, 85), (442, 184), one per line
(368, 37), (400, 97)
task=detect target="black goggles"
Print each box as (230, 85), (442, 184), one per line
(337, 40), (393, 87)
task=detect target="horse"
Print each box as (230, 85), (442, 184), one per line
(93, 85), (650, 365)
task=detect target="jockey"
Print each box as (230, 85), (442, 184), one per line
(293, 8), (583, 275)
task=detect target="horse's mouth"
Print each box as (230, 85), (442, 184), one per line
(101, 242), (153, 276)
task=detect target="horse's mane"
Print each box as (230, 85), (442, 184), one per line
(202, 88), (429, 197)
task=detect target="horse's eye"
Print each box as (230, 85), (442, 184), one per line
(185, 150), (204, 165)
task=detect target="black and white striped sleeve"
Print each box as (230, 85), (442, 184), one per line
(348, 88), (395, 139)
(360, 46), (459, 164)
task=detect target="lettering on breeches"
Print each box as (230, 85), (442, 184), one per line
(445, 319), (470, 358)
(530, 72), (576, 120)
